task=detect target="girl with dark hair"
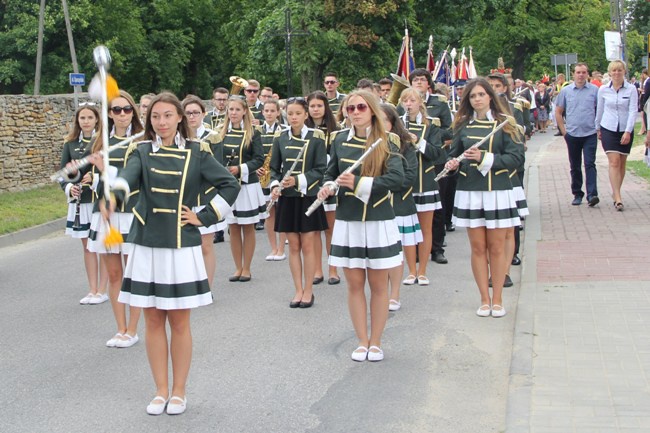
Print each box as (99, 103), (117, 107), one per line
(92, 92), (240, 415)
(379, 103), (420, 311)
(306, 91), (341, 285)
(317, 91), (404, 362)
(269, 97), (328, 307)
(61, 103), (108, 305)
(445, 79), (524, 318)
(87, 89), (144, 348)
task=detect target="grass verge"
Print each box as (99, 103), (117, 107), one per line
(0, 184), (68, 235)
(628, 160), (650, 183)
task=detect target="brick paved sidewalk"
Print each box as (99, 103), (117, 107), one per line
(507, 135), (650, 433)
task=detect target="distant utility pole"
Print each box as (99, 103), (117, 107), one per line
(609, 0), (627, 64)
(269, 9), (309, 98)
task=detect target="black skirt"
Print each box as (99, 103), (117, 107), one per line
(600, 127), (633, 155)
(274, 196), (328, 233)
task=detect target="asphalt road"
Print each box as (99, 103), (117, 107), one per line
(0, 211), (520, 433)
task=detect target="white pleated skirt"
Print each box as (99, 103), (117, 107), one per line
(513, 186), (530, 218)
(452, 190), (521, 229)
(329, 219), (403, 270)
(118, 244), (212, 310)
(226, 183), (268, 225)
(65, 202), (94, 239)
(395, 214), (423, 247)
(413, 190), (442, 212)
(87, 212), (133, 255)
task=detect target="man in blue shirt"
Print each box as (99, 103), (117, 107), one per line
(555, 63), (600, 206)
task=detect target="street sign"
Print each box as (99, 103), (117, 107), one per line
(69, 73), (85, 86)
(550, 53), (578, 66)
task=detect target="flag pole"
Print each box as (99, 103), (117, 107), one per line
(431, 45), (450, 83)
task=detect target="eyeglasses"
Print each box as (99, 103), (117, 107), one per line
(214, 98), (228, 102)
(111, 105), (134, 114)
(244, 89), (259, 93)
(411, 77), (428, 83)
(185, 111), (203, 118)
(346, 103), (369, 114)
(324, 80), (337, 85)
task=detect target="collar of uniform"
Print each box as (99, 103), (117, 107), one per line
(78, 129), (95, 142)
(211, 109), (225, 116)
(471, 110), (495, 123)
(346, 126), (371, 140)
(153, 132), (186, 152)
(252, 99), (262, 109)
(227, 120), (245, 132)
(264, 122), (278, 133)
(197, 123), (206, 138)
(290, 124), (310, 140)
(424, 91), (431, 102)
(110, 124), (132, 138)
(401, 111), (423, 125)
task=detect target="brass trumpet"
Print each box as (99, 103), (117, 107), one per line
(230, 76), (249, 96)
(386, 73), (411, 107)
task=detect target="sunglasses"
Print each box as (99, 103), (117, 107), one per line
(244, 89), (259, 93)
(111, 105), (134, 115)
(78, 102), (97, 107)
(345, 103), (369, 114)
(324, 80), (337, 85)
(287, 97), (305, 103)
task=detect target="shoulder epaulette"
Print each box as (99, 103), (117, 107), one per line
(434, 94), (448, 103)
(125, 140), (140, 160)
(512, 102), (523, 112)
(517, 98), (531, 109)
(388, 131), (401, 147)
(199, 140), (213, 154)
(331, 129), (346, 141)
(428, 117), (441, 127)
(202, 122), (211, 130)
(255, 125), (264, 134)
(273, 129), (282, 138)
(203, 130), (220, 144)
(312, 128), (325, 140)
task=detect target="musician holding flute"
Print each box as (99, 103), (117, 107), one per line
(269, 97), (328, 308)
(60, 103), (108, 305)
(87, 90), (145, 348)
(444, 79), (524, 318)
(316, 91), (404, 362)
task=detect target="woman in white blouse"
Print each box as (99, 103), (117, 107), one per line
(595, 60), (638, 211)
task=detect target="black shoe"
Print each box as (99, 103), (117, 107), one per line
(213, 231), (224, 243)
(327, 277), (341, 285)
(228, 274), (241, 282)
(313, 276), (324, 285)
(554, 132), (562, 136)
(255, 221), (265, 231)
(588, 196), (599, 207)
(432, 252), (448, 264)
(445, 223), (455, 232)
(511, 255), (521, 266)
(299, 294), (314, 308)
(290, 300), (301, 308)
(504, 275), (513, 287)
(238, 275), (252, 282)
(571, 196), (583, 206)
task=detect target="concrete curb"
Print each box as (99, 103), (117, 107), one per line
(0, 217), (65, 249)
(505, 136), (551, 432)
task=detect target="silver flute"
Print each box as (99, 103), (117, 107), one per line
(434, 119), (509, 182)
(305, 138), (381, 217)
(266, 141), (309, 213)
(50, 132), (145, 183)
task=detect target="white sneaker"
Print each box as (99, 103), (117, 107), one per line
(79, 293), (94, 305)
(166, 396), (187, 415)
(88, 293), (109, 305)
(388, 299), (401, 311)
(115, 333), (139, 348)
(106, 333), (123, 347)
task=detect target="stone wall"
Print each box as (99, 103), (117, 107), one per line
(0, 94), (79, 192)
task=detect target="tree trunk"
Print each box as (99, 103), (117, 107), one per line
(512, 44), (527, 79)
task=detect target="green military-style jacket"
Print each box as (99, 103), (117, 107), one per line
(203, 110), (226, 131)
(449, 117), (524, 192)
(260, 122), (283, 163)
(248, 100), (265, 123)
(325, 129), (404, 222)
(391, 143), (418, 217)
(327, 92), (346, 115)
(398, 92), (453, 141)
(114, 139), (240, 249)
(507, 99), (527, 177)
(269, 126), (327, 198)
(92, 134), (141, 213)
(403, 114), (445, 192)
(60, 137), (94, 204)
(214, 125), (265, 185)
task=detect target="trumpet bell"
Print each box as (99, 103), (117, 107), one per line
(386, 73), (411, 107)
(230, 76), (249, 95)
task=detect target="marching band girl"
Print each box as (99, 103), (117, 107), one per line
(317, 91), (404, 362)
(258, 99), (287, 261)
(306, 91), (341, 285)
(269, 97), (328, 308)
(92, 92), (240, 415)
(182, 95), (223, 287)
(88, 90), (144, 348)
(444, 79), (524, 318)
(399, 88), (444, 286)
(60, 103), (108, 305)
(216, 97), (266, 282)
(380, 103), (421, 312)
